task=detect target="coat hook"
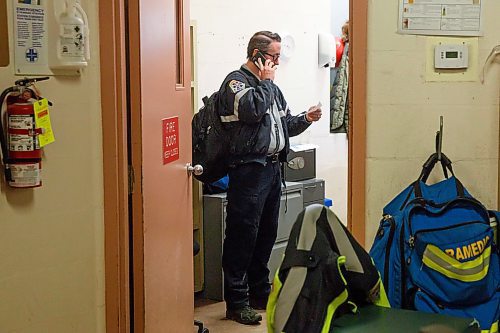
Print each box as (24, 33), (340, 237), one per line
(435, 116), (443, 161)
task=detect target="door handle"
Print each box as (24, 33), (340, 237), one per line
(186, 163), (203, 176)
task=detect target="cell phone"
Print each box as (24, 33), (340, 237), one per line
(252, 51), (267, 66)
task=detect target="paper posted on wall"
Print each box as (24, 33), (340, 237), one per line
(398, 0), (483, 37)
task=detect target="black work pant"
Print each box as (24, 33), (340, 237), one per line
(222, 158), (282, 310)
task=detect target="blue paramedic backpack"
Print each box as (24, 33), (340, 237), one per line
(369, 153), (500, 332)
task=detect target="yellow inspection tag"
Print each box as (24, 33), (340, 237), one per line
(33, 98), (55, 147)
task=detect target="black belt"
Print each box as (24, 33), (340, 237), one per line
(266, 154), (279, 163)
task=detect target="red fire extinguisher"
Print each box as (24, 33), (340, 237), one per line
(0, 77), (50, 188)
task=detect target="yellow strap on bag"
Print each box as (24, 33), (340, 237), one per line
(321, 256), (349, 333)
(266, 268), (283, 333)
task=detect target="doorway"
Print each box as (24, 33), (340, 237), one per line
(188, 0), (366, 243)
(100, 0), (367, 331)
(329, 1), (349, 230)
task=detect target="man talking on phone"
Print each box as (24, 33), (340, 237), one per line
(218, 31), (322, 325)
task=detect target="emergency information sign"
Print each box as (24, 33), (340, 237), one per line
(162, 116), (179, 165)
(13, 0), (49, 75)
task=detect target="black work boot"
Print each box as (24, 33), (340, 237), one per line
(226, 306), (262, 325)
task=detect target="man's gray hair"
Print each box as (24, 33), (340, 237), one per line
(246, 31), (281, 58)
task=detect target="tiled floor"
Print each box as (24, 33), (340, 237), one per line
(194, 298), (267, 333)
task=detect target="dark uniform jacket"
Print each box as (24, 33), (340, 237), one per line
(218, 64), (311, 166)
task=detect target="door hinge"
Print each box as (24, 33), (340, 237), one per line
(128, 165), (135, 194)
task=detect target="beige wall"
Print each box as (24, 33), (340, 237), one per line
(0, 1), (105, 332)
(190, 0), (351, 222)
(365, 1), (500, 247)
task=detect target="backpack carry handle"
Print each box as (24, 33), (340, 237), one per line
(398, 153), (464, 210)
(414, 152), (465, 199)
(419, 152), (453, 183)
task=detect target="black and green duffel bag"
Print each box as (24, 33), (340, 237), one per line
(267, 204), (389, 333)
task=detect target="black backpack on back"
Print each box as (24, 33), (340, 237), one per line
(191, 92), (231, 183)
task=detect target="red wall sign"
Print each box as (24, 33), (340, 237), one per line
(162, 116), (179, 165)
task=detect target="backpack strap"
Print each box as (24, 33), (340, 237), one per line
(273, 205), (324, 333)
(280, 250), (319, 271)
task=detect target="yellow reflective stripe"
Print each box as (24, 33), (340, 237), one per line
(423, 244), (491, 282)
(321, 256), (348, 333)
(267, 266), (283, 333)
(338, 256), (347, 284)
(428, 243), (491, 271)
(321, 289), (348, 333)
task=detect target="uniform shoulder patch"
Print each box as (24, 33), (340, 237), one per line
(229, 80), (245, 94)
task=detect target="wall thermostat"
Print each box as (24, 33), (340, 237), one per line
(434, 43), (468, 69)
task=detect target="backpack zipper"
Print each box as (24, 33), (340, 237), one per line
(407, 197), (489, 239)
(381, 214), (395, 292)
(400, 221), (408, 308)
(409, 220), (486, 248)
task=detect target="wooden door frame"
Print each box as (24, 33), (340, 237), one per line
(100, 0), (368, 331)
(349, 0), (368, 245)
(126, 0), (145, 331)
(99, 1), (131, 332)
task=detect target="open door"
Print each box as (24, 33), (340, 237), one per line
(100, 0), (194, 330)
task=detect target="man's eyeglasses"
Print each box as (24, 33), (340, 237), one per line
(263, 51), (280, 62)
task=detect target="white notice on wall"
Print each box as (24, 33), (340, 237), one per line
(13, 0), (49, 75)
(398, 0), (483, 37)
